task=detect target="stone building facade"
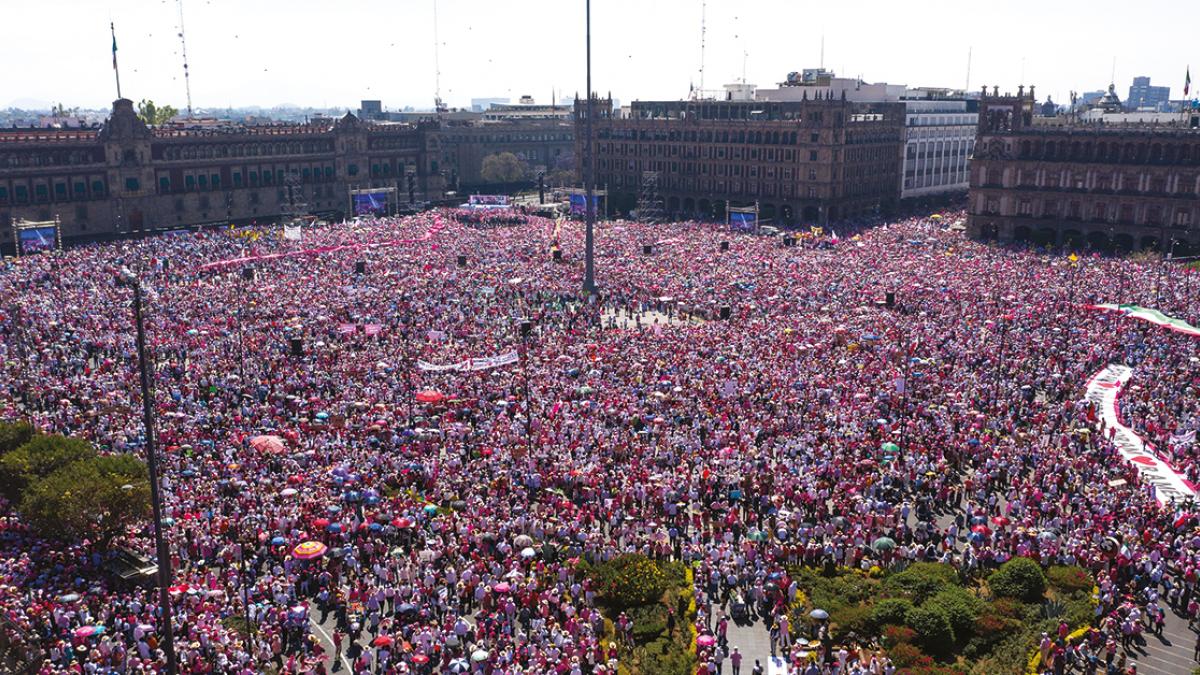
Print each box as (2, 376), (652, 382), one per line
(437, 118), (574, 189)
(969, 87), (1200, 254)
(0, 99), (444, 253)
(575, 95), (904, 224)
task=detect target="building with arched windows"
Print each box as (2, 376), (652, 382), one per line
(574, 93), (905, 225)
(0, 98), (444, 253)
(969, 87), (1200, 254)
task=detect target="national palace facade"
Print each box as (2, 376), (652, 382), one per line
(0, 98), (446, 253)
(969, 88), (1200, 254)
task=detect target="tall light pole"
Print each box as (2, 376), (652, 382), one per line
(583, 0), (596, 293)
(119, 268), (179, 675)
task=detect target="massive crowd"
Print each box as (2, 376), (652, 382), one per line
(0, 209), (1197, 674)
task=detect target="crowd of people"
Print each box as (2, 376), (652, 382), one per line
(0, 208), (1197, 674)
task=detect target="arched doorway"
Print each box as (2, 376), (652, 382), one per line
(682, 197), (696, 215)
(1063, 230), (1084, 249)
(1034, 228), (1057, 247)
(667, 196), (680, 215)
(780, 205), (795, 225)
(1014, 225), (1033, 243)
(712, 200), (727, 222)
(698, 199), (711, 221)
(760, 203), (777, 223)
(802, 206), (819, 223)
(1139, 236), (1159, 252)
(130, 209), (145, 231)
(1111, 233), (1133, 252)
(1087, 231), (1111, 252)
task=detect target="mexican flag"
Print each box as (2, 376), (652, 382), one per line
(1087, 304), (1200, 338)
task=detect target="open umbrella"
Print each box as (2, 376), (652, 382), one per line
(471, 649), (489, 662)
(292, 541), (327, 560)
(412, 654), (429, 665)
(872, 537), (896, 551)
(493, 582), (511, 594)
(449, 659), (470, 673)
(249, 435), (286, 454)
(696, 634), (717, 647)
(513, 534), (534, 547)
(415, 390), (446, 404)
(372, 635), (394, 647)
(74, 625), (105, 638)
(809, 609), (829, 620)
(880, 442), (900, 453)
(271, 536), (287, 546)
(520, 547), (537, 559)
(57, 593), (80, 603)
(280, 487), (298, 497)
(991, 516), (1011, 527)
(747, 529), (768, 542)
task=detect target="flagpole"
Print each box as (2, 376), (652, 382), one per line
(111, 22), (123, 100)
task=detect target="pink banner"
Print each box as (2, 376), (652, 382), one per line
(198, 219), (445, 272)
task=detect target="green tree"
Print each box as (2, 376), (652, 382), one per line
(0, 434), (95, 500)
(0, 421), (34, 455)
(20, 454), (150, 543)
(925, 586), (982, 644)
(988, 557), (1046, 602)
(883, 562), (958, 604)
(480, 152), (530, 184)
(136, 99), (179, 126)
(904, 606), (955, 658)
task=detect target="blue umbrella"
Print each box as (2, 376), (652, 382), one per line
(271, 536), (287, 546)
(327, 523), (342, 534)
(326, 505), (341, 514)
(369, 523), (382, 532)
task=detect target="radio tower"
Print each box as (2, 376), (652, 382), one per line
(177, 0), (194, 117)
(433, 0), (446, 114)
(695, 0), (706, 100)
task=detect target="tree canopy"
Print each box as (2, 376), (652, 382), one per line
(0, 425), (150, 543)
(136, 99), (179, 126)
(480, 152), (530, 184)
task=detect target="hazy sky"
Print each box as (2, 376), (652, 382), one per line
(2, 0), (1195, 111)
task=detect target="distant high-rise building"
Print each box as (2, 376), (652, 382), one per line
(1127, 76), (1170, 111)
(359, 100), (383, 119)
(470, 98), (509, 113)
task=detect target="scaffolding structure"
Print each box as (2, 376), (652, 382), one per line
(636, 171), (667, 224)
(281, 171), (308, 223)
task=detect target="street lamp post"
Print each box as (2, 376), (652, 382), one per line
(120, 268), (179, 675)
(583, 0), (596, 293)
(520, 320), (534, 450)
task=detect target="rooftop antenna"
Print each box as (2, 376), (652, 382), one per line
(1110, 56), (1116, 85)
(433, 0), (445, 113)
(742, 49), (748, 85)
(965, 46), (972, 93)
(698, 0), (706, 98)
(176, 0), (194, 117)
(820, 33), (825, 70)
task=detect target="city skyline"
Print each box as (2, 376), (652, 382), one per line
(1, 0), (1196, 112)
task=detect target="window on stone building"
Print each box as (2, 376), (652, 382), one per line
(1174, 209), (1192, 227)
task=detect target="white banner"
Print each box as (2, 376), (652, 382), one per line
(418, 351), (519, 373)
(284, 224), (302, 241)
(1084, 364), (1196, 505)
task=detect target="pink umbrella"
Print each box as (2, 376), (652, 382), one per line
(493, 582), (511, 594)
(249, 435), (286, 454)
(415, 390), (447, 404)
(697, 634), (716, 647)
